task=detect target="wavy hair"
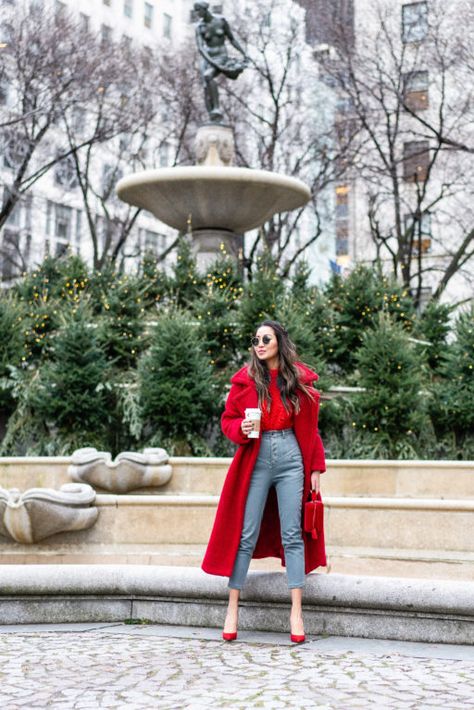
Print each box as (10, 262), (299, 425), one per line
(248, 320), (315, 414)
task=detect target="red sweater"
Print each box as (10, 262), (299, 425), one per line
(261, 369), (294, 431)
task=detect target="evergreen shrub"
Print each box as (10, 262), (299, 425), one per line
(351, 313), (427, 458)
(2, 304), (113, 454)
(430, 308), (474, 456)
(137, 310), (218, 454)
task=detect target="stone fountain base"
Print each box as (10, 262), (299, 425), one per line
(193, 228), (243, 269)
(116, 123), (311, 267)
(1, 565), (474, 644)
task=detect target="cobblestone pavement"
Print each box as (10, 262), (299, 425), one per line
(0, 624), (473, 709)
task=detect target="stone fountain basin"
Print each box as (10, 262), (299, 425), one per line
(116, 166), (311, 233)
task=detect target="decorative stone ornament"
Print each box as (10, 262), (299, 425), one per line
(195, 124), (235, 167)
(69, 447), (173, 493)
(0, 483), (98, 544)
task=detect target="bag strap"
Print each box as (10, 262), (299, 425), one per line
(310, 488), (318, 539)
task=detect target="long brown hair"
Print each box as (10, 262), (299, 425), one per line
(248, 320), (315, 413)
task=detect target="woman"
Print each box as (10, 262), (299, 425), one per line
(202, 320), (326, 643)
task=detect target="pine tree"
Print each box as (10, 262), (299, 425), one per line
(0, 294), (25, 418)
(138, 310), (217, 453)
(170, 236), (205, 308)
(324, 266), (415, 374)
(192, 256), (242, 372)
(431, 308), (474, 454)
(14, 254), (90, 362)
(139, 252), (172, 308)
(25, 304), (113, 452)
(14, 254), (89, 304)
(352, 313), (426, 457)
(237, 252), (285, 351)
(96, 274), (147, 368)
(413, 300), (452, 372)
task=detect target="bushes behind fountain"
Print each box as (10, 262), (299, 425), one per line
(0, 251), (472, 459)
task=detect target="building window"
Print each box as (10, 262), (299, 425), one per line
(54, 154), (78, 189)
(3, 131), (28, 170)
(335, 185), (350, 256)
(163, 12), (172, 39)
(140, 228), (163, 256)
(75, 210), (82, 248)
(55, 204), (73, 241)
(0, 21), (13, 47)
(124, 0), (133, 18)
(46, 200), (73, 256)
(403, 140), (430, 182)
(336, 223), (349, 256)
(0, 78), (8, 106)
(73, 106), (86, 133)
(403, 70), (429, 111)
(159, 142), (170, 167)
(402, 2), (428, 44)
(101, 164), (123, 196)
(79, 13), (90, 31)
(144, 2), (154, 29)
(101, 24), (112, 43)
(1, 230), (20, 280)
(404, 212), (432, 254)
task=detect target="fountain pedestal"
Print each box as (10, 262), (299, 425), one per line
(193, 124), (242, 268)
(195, 124), (235, 167)
(116, 124), (311, 268)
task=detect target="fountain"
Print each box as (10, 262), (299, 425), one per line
(116, 2), (310, 266)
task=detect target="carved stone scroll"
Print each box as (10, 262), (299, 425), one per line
(69, 447), (173, 493)
(0, 483), (98, 544)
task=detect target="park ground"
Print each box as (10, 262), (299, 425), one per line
(0, 622), (473, 708)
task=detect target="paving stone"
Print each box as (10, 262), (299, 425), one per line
(0, 627), (473, 708)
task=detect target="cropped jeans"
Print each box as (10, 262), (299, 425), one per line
(229, 429), (305, 590)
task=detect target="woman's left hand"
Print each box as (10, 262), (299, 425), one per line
(311, 471), (321, 494)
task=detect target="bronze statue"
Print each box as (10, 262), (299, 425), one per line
(193, 1), (248, 123)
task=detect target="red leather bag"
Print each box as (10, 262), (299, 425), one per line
(304, 490), (324, 540)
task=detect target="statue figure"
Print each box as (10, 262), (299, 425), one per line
(193, 1), (248, 123)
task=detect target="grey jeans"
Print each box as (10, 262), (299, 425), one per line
(229, 429), (305, 590)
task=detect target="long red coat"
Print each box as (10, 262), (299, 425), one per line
(202, 362), (327, 577)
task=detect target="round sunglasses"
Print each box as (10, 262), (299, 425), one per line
(251, 335), (273, 347)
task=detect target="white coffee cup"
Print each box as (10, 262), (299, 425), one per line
(245, 408), (262, 438)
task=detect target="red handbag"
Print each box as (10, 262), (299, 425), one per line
(304, 490), (324, 540)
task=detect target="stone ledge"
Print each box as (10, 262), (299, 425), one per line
(90, 494), (474, 512)
(1, 565), (473, 644)
(1, 456), (472, 469)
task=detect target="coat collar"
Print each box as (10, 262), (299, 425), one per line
(231, 362), (319, 386)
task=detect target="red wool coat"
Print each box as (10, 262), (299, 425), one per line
(202, 363), (327, 577)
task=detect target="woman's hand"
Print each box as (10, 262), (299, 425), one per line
(311, 472), (321, 494)
(241, 418), (254, 437)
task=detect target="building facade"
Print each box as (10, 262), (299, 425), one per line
(0, 0), (192, 280)
(308, 0), (474, 306)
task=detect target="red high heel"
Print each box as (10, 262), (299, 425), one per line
(290, 634), (305, 644)
(222, 631), (237, 641)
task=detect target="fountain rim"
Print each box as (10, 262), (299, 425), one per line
(116, 165), (311, 199)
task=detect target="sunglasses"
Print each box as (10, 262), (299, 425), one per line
(251, 335), (273, 347)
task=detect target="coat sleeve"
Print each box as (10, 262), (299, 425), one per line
(221, 384), (251, 446)
(310, 392), (326, 473)
(310, 430), (326, 473)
